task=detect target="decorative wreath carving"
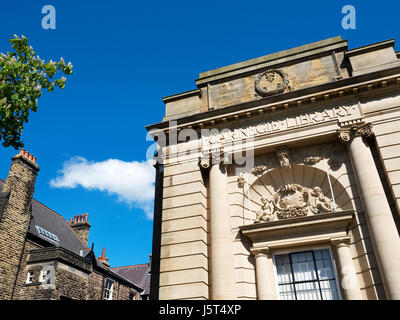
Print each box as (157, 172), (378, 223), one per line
(254, 69), (291, 97)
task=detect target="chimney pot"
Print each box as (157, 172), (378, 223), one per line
(33, 157), (37, 163)
(28, 154), (33, 161)
(19, 148), (25, 155)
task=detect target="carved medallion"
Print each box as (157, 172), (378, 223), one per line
(254, 69), (291, 97)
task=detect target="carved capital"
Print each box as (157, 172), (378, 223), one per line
(199, 154), (210, 170)
(338, 123), (374, 144)
(330, 236), (351, 248)
(251, 247), (272, 258)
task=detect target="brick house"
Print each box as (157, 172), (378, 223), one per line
(0, 149), (150, 300)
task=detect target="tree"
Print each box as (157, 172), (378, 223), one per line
(0, 35), (73, 149)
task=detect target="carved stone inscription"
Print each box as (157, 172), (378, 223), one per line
(204, 104), (359, 146)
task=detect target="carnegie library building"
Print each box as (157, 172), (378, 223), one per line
(147, 36), (400, 300)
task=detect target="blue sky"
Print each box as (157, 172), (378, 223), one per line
(0, 0), (398, 267)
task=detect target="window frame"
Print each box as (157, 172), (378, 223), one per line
(39, 269), (51, 283)
(26, 271), (34, 284)
(103, 279), (114, 300)
(272, 245), (342, 300)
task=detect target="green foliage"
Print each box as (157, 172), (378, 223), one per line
(0, 35), (73, 149)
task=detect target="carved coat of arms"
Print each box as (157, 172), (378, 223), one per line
(256, 184), (333, 222)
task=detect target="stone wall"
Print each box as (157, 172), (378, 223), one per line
(159, 161), (209, 300)
(0, 155), (38, 300)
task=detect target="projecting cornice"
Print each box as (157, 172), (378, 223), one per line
(146, 66), (400, 135)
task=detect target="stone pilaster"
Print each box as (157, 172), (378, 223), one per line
(0, 149), (39, 300)
(338, 123), (400, 299)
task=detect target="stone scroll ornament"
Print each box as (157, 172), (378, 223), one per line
(255, 184), (333, 222)
(254, 69), (291, 97)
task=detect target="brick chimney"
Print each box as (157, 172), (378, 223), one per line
(68, 213), (91, 246)
(98, 248), (110, 267)
(0, 148), (39, 300)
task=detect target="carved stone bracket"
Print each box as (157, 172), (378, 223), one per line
(338, 122), (374, 144)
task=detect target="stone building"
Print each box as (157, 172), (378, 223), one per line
(0, 149), (150, 300)
(146, 36), (400, 300)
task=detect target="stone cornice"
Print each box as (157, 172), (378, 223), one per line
(146, 67), (400, 135)
(196, 36), (347, 85)
(240, 210), (354, 249)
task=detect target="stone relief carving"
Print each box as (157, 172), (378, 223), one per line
(276, 146), (290, 168)
(254, 183), (334, 223)
(237, 172), (245, 188)
(303, 156), (323, 166)
(249, 144), (344, 178)
(256, 197), (276, 222)
(309, 187), (332, 214)
(252, 165), (268, 175)
(254, 69), (292, 97)
(292, 145), (344, 171)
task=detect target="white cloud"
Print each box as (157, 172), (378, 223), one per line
(50, 156), (155, 219)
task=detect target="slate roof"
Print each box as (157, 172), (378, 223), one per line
(112, 264), (151, 295)
(0, 179), (87, 255)
(29, 200), (88, 255)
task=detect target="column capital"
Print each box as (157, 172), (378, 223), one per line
(338, 122), (374, 144)
(199, 149), (230, 171)
(251, 247), (272, 258)
(330, 236), (351, 248)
